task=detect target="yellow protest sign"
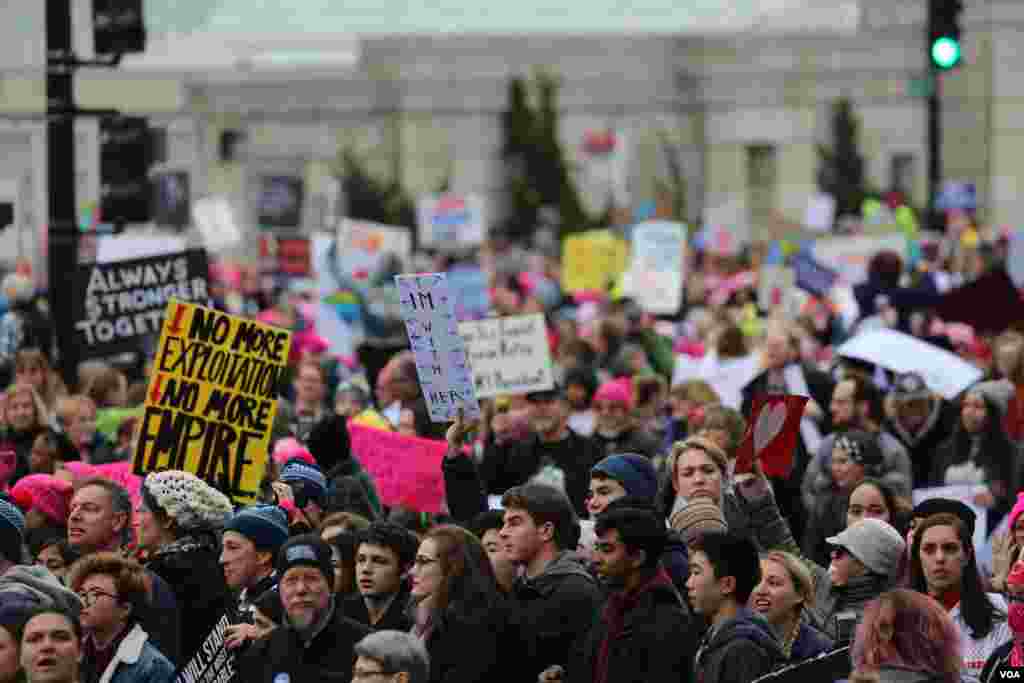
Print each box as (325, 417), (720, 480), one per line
(561, 230), (629, 293)
(135, 300), (292, 504)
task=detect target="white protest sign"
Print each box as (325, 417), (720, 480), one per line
(913, 485), (988, 557)
(193, 197), (242, 251)
(458, 313), (554, 399)
(337, 218), (412, 280)
(757, 266), (796, 312)
(837, 328), (982, 400)
(702, 201), (747, 255)
(621, 221), (686, 314)
(396, 273), (480, 422)
(813, 233), (906, 284)
(416, 194), (487, 248)
(803, 193), (836, 233)
(672, 352), (761, 410)
(96, 235), (187, 263)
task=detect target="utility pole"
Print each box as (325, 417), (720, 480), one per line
(46, 0), (79, 389)
(926, 71), (941, 232)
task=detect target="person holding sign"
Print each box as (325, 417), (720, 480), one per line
(67, 553), (174, 683)
(136, 471), (233, 666)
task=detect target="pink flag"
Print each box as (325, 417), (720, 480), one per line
(348, 423), (448, 514)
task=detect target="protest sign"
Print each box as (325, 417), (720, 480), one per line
(913, 485), (988, 555)
(758, 266), (795, 312)
(416, 194), (486, 247)
(803, 193), (836, 232)
(446, 264), (491, 321)
(813, 233), (906, 284)
(72, 249), (210, 360)
(672, 353), (760, 410)
(174, 612), (236, 683)
(337, 218), (412, 283)
(396, 273), (480, 422)
(734, 394), (809, 478)
(792, 252), (839, 297)
(561, 230), (629, 293)
(96, 235), (187, 263)
(837, 328), (982, 400)
(621, 220), (686, 314)
(135, 301), (292, 504)
(349, 423), (448, 513)
(458, 313), (554, 398)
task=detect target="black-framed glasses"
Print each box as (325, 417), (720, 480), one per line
(352, 669), (397, 680)
(77, 590), (118, 607)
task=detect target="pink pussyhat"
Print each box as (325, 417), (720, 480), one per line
(593, 378), (634, 410)
(273, 438), (316, 467)
(11, 475), (73, 527)
(1007, 561), (1024, 666)
(1009, 492), (1024, 533)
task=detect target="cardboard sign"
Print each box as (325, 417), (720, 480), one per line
(621, 220), (686, 314)
(349, 423), (448, 513)
(734, 394), (809, 478)
(446, 265), (491, 321)
(416, 194), (486, 247)
(396, 273), (480, 422)
(174, 613), (236, 683)
(458, 313), (554, 398)
(560, 230), (629, 293)
(135, 301), (292, 504)
(813, 233), (906, 284)
(72, 249), (210, 360)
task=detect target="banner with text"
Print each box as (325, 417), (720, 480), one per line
(174, 612), (236, 683)
(73, 249), (210, 360)
(560, 229), (629, 293)
(135, 301), (292, 504)
(396, 273), (480, 422)
(349, 423), (447, 513)
(621, 220), (686, 314)
(458, 313), (554, 398)
(416, 194), (487, 248)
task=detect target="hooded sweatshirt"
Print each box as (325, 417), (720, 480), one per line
(0, 565), (81, 613)
(511, 551), (603, 679)
(694, 607), (782, 683)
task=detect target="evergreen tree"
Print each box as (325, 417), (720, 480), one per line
(817, 98), (868, 221)
(501, 76), (541, 240)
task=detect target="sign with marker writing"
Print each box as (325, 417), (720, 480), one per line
(416, 194), (487, 248)
(72, 249), (210, 360)
(173, 612), (236, 683)
(458, 313), (554, 398)
(621, 220), (686, 314)
(135, 300), (292, 504)
(396, 273), (480, 422)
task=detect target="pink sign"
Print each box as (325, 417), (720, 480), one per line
(348, 423), (448, 514)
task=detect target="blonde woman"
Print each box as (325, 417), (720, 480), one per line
(3, 383), (52, 481)
(13, 349), (66, 412)
(749, 550), (833, 662)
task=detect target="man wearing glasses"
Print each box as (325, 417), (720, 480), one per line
(352, 630), (430, 683)
(239, 535), (371, 683)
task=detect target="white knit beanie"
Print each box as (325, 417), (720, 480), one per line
(144, 470), (233, 531)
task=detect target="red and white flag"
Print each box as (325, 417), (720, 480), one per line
(734, 394), (809, 478)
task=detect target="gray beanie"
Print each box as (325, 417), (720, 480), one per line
(826, 518), (906, 578)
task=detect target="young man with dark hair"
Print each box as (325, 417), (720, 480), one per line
(559, 506), (695, 683)
(21, 606), (85, 683)
(499, 483), (602, 681)
(341, 522), (417, 631)
(687, 532), (781, 683)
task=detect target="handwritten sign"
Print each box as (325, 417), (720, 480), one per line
(458, 313), (554, 398)
(174, 613), (236, 683)
(349, 423), (448, 513)
(560, 230), (629, 293)
(396, 273), (480, 422)
(72, 249), (210, 360)
(135, 301), (292, 504)
(621, 220), (686, 314)
(416, 194), (487, 248)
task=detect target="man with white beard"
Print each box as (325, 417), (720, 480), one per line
(238, 535), (371, 683)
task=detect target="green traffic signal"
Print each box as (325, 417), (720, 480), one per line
(931, 36), (961, 69)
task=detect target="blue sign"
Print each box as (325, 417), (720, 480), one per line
(935, 181), (976, 211)
(793, 253), (839, 297)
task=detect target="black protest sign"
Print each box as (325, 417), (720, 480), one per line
(135, 300), (291, 504)
(73, 249), (210, 359)
(174, 613), (236, 683)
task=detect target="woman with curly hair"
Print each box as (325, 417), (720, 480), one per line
(408, 524), (509, 683)
(851, 589), (962, 683)
(136, 470), (233, 664)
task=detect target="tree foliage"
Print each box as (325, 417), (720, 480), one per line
(816, 98), (869, 221)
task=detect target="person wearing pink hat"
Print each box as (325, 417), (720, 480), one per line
(591, 378), (661, 462)
(11, 474), (72, 534)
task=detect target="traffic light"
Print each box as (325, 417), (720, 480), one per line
(100, 116), (152, 224)
(93, 0), (146, 55)
(928, 0), (963, 70)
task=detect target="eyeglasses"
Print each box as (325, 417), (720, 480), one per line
(412, 555), (439, 569)
(77, 590), (118, 607)
(352, 669), (396, 681)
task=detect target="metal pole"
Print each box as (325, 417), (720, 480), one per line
(46, 0), (79, 389)
(927, 74), (941, 231)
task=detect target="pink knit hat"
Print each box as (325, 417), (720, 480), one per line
(1010, 492), (1024, 532)
(11, 475), (73, 526)
(593, 378), (634, 409)
(272, 438), (316, 467)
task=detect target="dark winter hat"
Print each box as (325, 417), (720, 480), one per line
(225, 505), (290, 554)
(279, 459), (328, 506)
(911, 498), (976, 536)
(591, 454), (659, 502)
(892, 372), (930, 402)
(0, 495), (25, 565)
(277, 534), (334, 585)
(833, 431), (884, 471)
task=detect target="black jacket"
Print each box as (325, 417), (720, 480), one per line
(592, 427), (662, 461)
(340, 585), (413, 632)
(980, 640), (1016, 683)
(421, 603), (511, 683)
(144, 534), (229, 665)
(509, 551), (603, 679)
(569, 570), (697, 683)
(694, 608), (783, 683)
(238, 602), (372, 683)
(477, 429), (602, 517)
(884, 397), (957, 487)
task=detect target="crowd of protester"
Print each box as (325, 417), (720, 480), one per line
(0, 225), (1019, 683)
